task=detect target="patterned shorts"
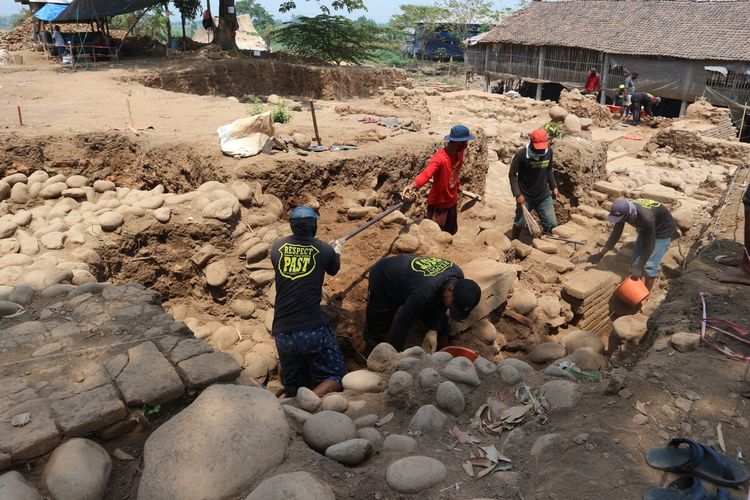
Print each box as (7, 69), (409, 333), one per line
(274, 324), (346, 395)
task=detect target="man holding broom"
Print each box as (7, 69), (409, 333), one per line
(509, 128), (559, 239)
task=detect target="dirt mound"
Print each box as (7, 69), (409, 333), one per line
(552, 135), (609, 208)
(648, 127), (750, 164)
(559, 89), (613, 127)
(685, 98), (733, 125)
(0, 132), (221, 193)
(0, 17), (33, 51)
(138, 57), (409, 100)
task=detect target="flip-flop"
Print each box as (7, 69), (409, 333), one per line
(643, 476), (739, 500)
(646, 438), (750, 487)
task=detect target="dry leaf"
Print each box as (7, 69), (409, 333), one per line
(717, 423), (726, 453)
(112, 448), (135, 460)
(477, 465), (495, 479)
(481, 445), (500, 463)
(492, 462), (514, 472)
(500, 404), (532, 423)
(462, 461), (474, 477)
(451, 425), (480, 444)
(469, 458), (493, 467)
(375, 412), (394, 427)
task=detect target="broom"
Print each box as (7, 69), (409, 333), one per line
(521, 204), (542, 237)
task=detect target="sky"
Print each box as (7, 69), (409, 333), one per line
(1, 0), (519, 22)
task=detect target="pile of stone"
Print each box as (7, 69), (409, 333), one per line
(0, 283), (241, 472)
(557, 89), (613, 127)
(561, 269), (620, 336)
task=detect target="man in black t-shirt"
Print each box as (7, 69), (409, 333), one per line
(270, 205), (345, 397)
(588, 198), (677, 289)
(509, 128), (560, 239)
(364, 255), (481, 354)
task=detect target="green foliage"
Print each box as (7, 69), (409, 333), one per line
(271, 99), (293, 124)
(276, 15), (387, 65)
(390, 5), (448, 60)
(247, 97), (292, 124)
(110, 6), (169, 43)
(173, 0), (202, 23)
(247, 95), (265, 116)
(543, 121), (566, 139)
(279, 0), (366, 15)
(439, 0), (500, 49)
(235, 0), (275, 32)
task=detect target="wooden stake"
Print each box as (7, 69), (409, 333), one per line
(310, 100), (322, 146)
(17, 106), (23, 126)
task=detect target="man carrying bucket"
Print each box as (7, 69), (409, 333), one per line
(588, 198), (677, 290)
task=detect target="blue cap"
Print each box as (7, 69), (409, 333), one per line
(444, 124), (476, 142)
(289, 205), (319, 220)
(607, 198), (631, 223)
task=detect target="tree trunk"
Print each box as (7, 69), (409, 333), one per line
(164, 2), (172, 50)
(214, 0), (237, 51)
(181, 13), (186, 50)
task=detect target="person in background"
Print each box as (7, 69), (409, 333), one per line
(270, 205), (346, 397)
(584, 68), (601, 95)
(509, 128), (559, 239)
(614, 84), (625, 107)
(401, 125), (475, 235)
(622, 71), (638, 121)
(631, 92), (661, 126)
(588, 198), (677, 290)
(52, 25), (66, 57)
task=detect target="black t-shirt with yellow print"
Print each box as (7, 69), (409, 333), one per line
(369, 254), (464, 338)
(270, 234), (340, 335)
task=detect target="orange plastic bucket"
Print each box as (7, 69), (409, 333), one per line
(615, 278), (649, 306)
(440, 346), (479, 361)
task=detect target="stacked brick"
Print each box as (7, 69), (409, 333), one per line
(561, 269), (620, 335)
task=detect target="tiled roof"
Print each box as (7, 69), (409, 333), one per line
(479, 0), (750, 62)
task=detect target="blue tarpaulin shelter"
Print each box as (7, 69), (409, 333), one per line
(33, 0), (161, 23)
(33, 3), (68, 22)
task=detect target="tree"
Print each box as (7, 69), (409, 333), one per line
(214, 0), (238, 50)
(279, 1), (366, 15)
(235, 0), (275, 31)
(173, 0), (202, 40)
(276, 15), (385, 65)
(439, 0), (500, 50)
(390, 5), (448, 60)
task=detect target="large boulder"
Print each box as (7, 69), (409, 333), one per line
(245, 472), (335, 500)
(137, 385), (290, 500)
(457, 258), (518, 329)
(43, 438), (111, 500)
(0, 471), (42, 500)
(551, 136), (608, 203)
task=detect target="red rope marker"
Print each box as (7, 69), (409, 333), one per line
(17, 106), (23, 126)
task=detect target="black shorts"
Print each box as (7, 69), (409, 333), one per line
(743, 184), (750, 206)
(426, 204), (458, 235)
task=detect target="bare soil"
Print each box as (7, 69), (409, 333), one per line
(1, 50), (749, 500)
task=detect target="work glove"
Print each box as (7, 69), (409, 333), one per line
(332, 240), (343, 255)
(587, 252), (604, 264)
(422, 330), (438, 355)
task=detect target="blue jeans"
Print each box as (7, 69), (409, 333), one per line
(274, 324), (346, 395)
(513, 195), (558, 232)
(632, 235), (671, 277)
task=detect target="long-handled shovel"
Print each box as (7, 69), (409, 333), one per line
(331, 202), (405, 248)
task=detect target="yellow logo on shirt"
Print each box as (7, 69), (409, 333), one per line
(530, 160), (550, 169)
(411, 257), (452, 277)
(277, 243), (319, 280)
(634, 198), (661, 209)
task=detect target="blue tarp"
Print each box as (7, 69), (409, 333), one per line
(34, 3), (68, 22)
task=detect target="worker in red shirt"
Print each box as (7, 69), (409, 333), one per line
(584, 68), (600, 95)
(401, 124), (475, 235)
